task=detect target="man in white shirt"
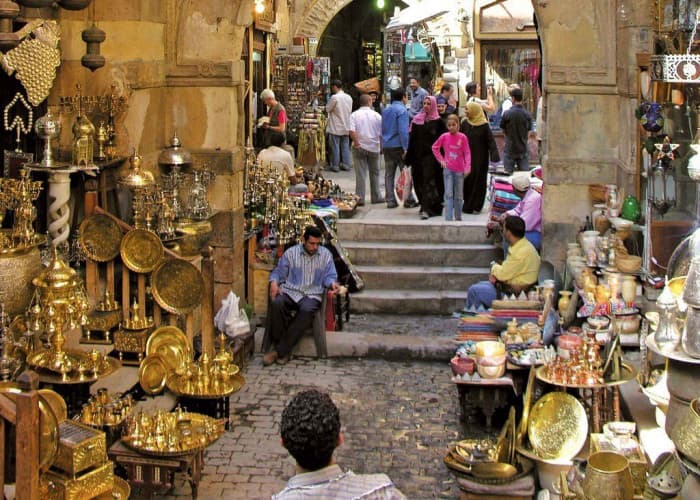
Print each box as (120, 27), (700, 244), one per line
(326, 80), (353, 172)
(258, 132), (307, 193)
(349, 94), (383, 206)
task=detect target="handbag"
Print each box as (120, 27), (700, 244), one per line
(395, 166), (413, 202)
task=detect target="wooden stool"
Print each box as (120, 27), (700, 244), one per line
(108, 439), (202, 499)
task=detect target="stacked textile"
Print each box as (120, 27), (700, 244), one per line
(489, 309), (540, 324)
(455, 314), (499, 342)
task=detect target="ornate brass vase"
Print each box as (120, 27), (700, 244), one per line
(582, 451), (633, 500)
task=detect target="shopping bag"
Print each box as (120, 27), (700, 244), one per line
(395, 166), (413, 202)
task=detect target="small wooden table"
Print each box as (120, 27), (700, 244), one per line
(108, 439), (202, 499)
(452, 373), (519, 429)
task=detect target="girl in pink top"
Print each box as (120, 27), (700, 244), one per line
(432, 114), (471, 221)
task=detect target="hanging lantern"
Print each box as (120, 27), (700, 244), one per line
(57, 0), (92, 10)
(81, 22), (105, 71)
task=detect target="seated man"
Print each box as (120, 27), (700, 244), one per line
(257, 131), (307, 193)
(493, 171), (542, 255)
(466, 216), (540, 309)
(264, 226), (339, 366)
(273, 389), (406, 499)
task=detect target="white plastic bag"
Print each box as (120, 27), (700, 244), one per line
(214, 292), (251, 338)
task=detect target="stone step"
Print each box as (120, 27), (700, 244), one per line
(337, 219), (491, 244)
(345, 241), (500, 267)
(356, 264), (489, 290)
(350, 289), (466, 315)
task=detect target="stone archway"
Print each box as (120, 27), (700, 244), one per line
(294, 0), (355, 40)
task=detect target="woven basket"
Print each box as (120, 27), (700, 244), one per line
(589, 184), (607, 203)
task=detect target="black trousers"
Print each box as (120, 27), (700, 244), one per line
(268, 293), (321, 357)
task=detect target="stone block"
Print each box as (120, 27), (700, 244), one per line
(210, 211), (234, 247)
(191, 149), (236, 176)
(213, 247), (235, 283)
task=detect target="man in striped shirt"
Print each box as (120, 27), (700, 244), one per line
(274, 390), (406, 499)
(264, 226), (339, 366)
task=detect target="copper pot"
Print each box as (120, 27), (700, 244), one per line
(582, 451), (633, 500)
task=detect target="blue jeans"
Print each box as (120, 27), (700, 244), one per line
(352, 147), (382, 203)
(443, 169), (464, 221)
(503, 230), (541, 257)
(503, 151), (530, 173)
(383, 147), (415, 205)
(329, 134), (351, 170)
(466, 281), (498, 309)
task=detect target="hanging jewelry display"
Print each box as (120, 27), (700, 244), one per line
(3, 91), (33, 153)
(1, 20), (61, 106)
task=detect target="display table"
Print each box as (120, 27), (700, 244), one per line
(452, 373), (519, 429)
(108, 439), (202, 499)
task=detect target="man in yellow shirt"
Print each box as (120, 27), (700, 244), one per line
(466, 216), (540, 309)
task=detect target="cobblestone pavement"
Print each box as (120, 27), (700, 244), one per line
(161, 355), (478, 499)
(342, 313), (459, 338)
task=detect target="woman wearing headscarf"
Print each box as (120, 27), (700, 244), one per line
(461, 101), (500, 214)
(405, 95), (447, 219)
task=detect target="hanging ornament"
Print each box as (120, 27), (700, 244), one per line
(14, 0), (53, 7)
(0, 0), (21, 52)
(81, 22), (105, 71)
(57, 0), (92, 10)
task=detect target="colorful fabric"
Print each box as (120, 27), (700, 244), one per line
(432, 131), (472, 174)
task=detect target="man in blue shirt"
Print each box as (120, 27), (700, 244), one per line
(382, 88), (417, 209)
(407, 77), (428, 120)
(264, 226), (339, 366)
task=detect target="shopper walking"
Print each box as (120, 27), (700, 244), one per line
(405, 95), (446, 219)
(432, 114), (471, 221)
(407, 76), (429, 120)
(326, 80), (353, 172)
(349, 94), (383, 206)
(461, 101), (499, 214)
(381, 88), (417, 209)
(499, 87), (533, 173)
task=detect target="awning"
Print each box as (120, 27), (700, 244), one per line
(385, 0), (451, 30)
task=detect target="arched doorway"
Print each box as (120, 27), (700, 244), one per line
(317, 0), (405, 95)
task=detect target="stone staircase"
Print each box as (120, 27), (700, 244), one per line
(337, 219), (501, 314)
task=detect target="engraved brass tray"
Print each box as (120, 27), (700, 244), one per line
(122, 411), (225, 457)
(120, 228), (163, 273)
(78, 214), (123, 262)
(527, 392), (587, 461)
(166, 372), (245, 399)
(139, 353), (168, 395)
(146, 325), (192, 373)
(0, 386), (59, 472)
(94, 476), (130, 499)
(151, 258), (204, 315)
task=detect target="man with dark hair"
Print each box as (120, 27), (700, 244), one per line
(381, 88), (416, 209)
(274, 390), (406, 499)
(350, 94), (383, 206)
(465, 215), (540, 309)
(435, 82), (456, 117)
(265, 227), (340, 366)
(499, 87), (533, 174)
(326, 80), (353, 172)
(406, 76), (428, 119)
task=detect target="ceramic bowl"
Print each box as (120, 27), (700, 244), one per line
(587, 315), (611, 330)
(475, 340), (506, 358)
(450, 356), (475, 376)
(477, 354), (507, 366)
(477, 363), (506, 379)
(615, 313), (641, 334)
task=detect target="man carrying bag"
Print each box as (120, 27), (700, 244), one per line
(381, 88), (417, 208)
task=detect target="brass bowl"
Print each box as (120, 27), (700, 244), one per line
(175, 218), (213, 257)
(670, 398), (700, 466)
(582, 451), (633, 500)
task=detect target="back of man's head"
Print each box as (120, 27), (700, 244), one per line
(505, 216), (526, 239)
(441, 82), (453, 94)
(359, 93), (372, 107)
(268, 131), (285, 147)
(390, 88), (405, 102)
(281, 390), (341, 471)
(331, 79), (342, 90)
(510, 87), (524, 102)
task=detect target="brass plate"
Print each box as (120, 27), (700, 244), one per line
(167, 372), (245, 399)
(518, 366), (537, 447)
(38, 388), (67, 422)
(0, 387), (59, 472)
(79, 214), (123, 262)
(94, 476), (130, 499)
(528, 392), (587, 461)
(139, 353), (168, 395)
(120, 228), (163, 273)
(146, 325), (192, 373)
(150, 258), (204, 315)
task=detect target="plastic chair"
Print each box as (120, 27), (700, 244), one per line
(261, 289), (328, 358)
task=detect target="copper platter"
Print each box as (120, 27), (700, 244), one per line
(79, 214), (123, 262)
(146, 325), (192, 373)
(527, 392), (587, 461)
(150, 258), (204, 315)
(0, 386), (59, 472)
(120, 228), (163, 273)
(139, 353), (168, 395)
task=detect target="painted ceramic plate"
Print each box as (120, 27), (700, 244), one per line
(150, 258), (204, 315)
(528, 392), (587, 461)
(120, 228), (163, 273)
(79, 214), (123, 262)
(138, 353), (168, 395)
